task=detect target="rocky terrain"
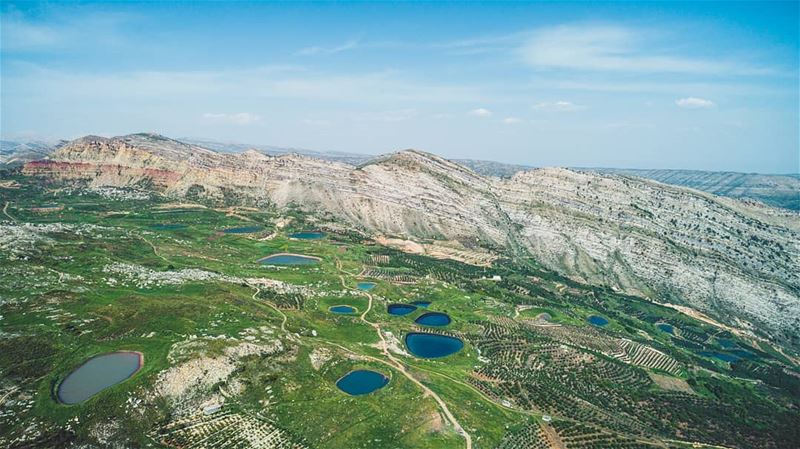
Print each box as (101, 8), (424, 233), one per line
(9, 136), (798, 209)
(592, 168), (800, 211)
(0, 139), (64, 169)
(23, 133), (800, 348)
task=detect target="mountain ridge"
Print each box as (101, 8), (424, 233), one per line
(21, 133), (800, 350)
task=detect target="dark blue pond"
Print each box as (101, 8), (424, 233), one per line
(587, 315), (609, 326)
(718, 338), (738, 349)
(357, 282), (376, 291)
(259, 254), (320, 265)
(656, 323), (674, 334)
(387, 304), (417, 316)
(329, 305), (356, 314)
(698, 351), (740, 362)
(405, 333), (464, 358)
(223, 226), (264, 234)
(289, 231), (326, 239)
(336, 370), (389, 396)
(415, 312), (451, 327)
(58, 352), (142, 404)
(411, 301), (431, 307)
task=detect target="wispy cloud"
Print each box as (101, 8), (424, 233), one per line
(1, 8), (135, 52)
(519, 24), (771, 75)
(433, 32), (528, 56)
(297, 39), (360, 56)
(675, 97), (715, 109)
(502, 117), (523, 124)
(6, 64), (489, 105)
(469, 108), (492, 117)
(202, 112), (262, 125)
(533, 101), (585, 112)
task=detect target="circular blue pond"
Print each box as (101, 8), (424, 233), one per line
(411, 301), (431, 307)
(587, 315), (609, 326)
(149, 223), (187, 230)
(259, 254), (320, 265)
(289, 231), (326, 239)
(656, 323), (674, 334)
(336, 370), (389, 396)
(405, 333), (464, 358)
(223, 226), (264, 234)
(357, 282), (376, 291)
(329, 305), (357, 314)
(387, 304), (417, 316)
(58, 352), (142, 404)
(415, 312), (451, 327)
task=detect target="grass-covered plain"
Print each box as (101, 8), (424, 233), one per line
(1, 177), (798, 449)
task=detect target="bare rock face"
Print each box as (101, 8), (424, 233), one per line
(498, 168), (799, 345)
(23, 133), (800, 347)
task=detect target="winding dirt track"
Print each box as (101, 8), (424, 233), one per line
(250, 285), (288, 333)
(3, 201), (17, 222)
(334, 258), (472, 449)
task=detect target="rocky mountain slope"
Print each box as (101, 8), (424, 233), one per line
(23, 133), (800, 348)
(0, 139), (64, 168)
(10, 136), (798, 209)
(592, 168), (800, 211)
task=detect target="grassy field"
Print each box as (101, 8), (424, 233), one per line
(1, 177), (799, 449)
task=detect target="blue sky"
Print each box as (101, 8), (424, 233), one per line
(1, 1), (798, 173)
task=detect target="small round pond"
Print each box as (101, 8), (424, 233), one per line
(223, 226), (264, 234)
(336, 370), (389, 396)
(405, 333), (464, 359)
(387, 304), (417, 316)
(288, 231), (326, 240)
(57, 352), (143, 404)
(414, 312), (451, 327)
(587, 315), (609, 326)
(656, 323), (674, 334)
(357, 282), (376, 291)
(258, 254), (320, 265)
(329, 305), (357, 314)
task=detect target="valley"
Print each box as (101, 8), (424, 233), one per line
(1, 169), (798, 448)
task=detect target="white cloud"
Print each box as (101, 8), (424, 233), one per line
(533, 101), (585, 112)
(297, 39), (359, 56)
(519, 24), (768, 75)
(675, 97), (715, 109)
(469, 108), (492, 117)
(502, 117), (523, 124)
(7, 65), (489, 106)
(202, 112), (262, 125)
(1, 9), (135, 52)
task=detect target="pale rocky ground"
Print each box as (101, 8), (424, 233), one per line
(157, 336), (283, 414)
(23, 133), (800, 347)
